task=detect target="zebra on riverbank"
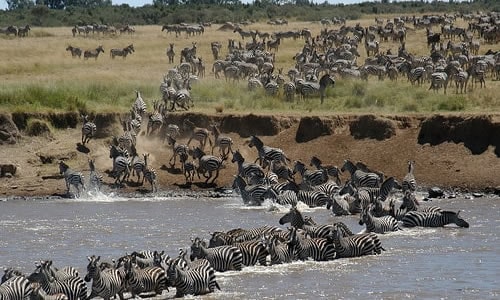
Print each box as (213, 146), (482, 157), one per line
(58, 161), (85, 197)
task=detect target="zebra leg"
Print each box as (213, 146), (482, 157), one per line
(210, 169), (220, 184)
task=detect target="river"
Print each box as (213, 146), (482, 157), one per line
(0, 191), (499, 299)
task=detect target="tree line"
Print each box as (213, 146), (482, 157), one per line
(1, 0), (499, 27)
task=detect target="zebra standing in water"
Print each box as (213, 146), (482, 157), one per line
(279, 206), (337, 238)
(84, 255), (126, 300)
(0, 275), (33, 300)
(286, 226), (336, 261)
(359, 204), (400, 234)
(262, 234), (295, 265)
(293, 160), (327, 188)
(123, 257), (168, 298)
(81, 114), (97, 145)
(58, 161), (85, 197)
(402, 160), (417, 193)
(189, 237), (243, 272)
(209, 232), (269, 266)
(402, 210), (469, 228)
(327, 224), (385, 258)
(341, 159), (381, 188)
(28, 260), (87, 300)
(31, 282), (68, 300)
(87, 158), (103, 192)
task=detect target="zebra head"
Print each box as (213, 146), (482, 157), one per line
(231, 150), (244, 164)
(189, 237), (206, 261)
(279, 206), (302, 226)
(445, 210), (469, 228)
(84, 255), (100, 282)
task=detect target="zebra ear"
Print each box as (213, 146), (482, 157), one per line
(87, 256), (92, 261)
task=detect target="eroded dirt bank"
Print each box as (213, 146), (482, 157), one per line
(1, 112), (499, 197)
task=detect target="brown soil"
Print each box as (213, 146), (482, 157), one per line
(1, 112), (499, 198)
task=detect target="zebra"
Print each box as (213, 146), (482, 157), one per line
(166, 43), (175, 64)
(247, 74), (263, 91)
(110, 44), (134, 59)
(87, 158), (103, 192)
(262, 234), (294, 265)
(191, 147), (223, 184)
(179, 152), (197, 184)
(248, 135), (290, 167)
(0, 275), (33, 300)
(286, 227), (336, 261)
(65, 46), (82, 58)
(453, 69), (469, 94)
(407, 67), (426, 86)
(402, 210), (469, 228)
(58, 161), (85, 197)
(296, 190), (330, 208)
(356, 177), (397, 209)
(209, 232), (268, 266)
(28, 261), (87, 300)
(165, 134), (189, 169)
(309, 156), (341, 186)
(189, 237), (243, 272)
(146, 101), (164, 136)
(261, 187), (298, 207)
(231, 150), (265, 180)
(428, 72), (449, 94)
(1, 268), (24, 284)
(109, 150), (130, 186)
(84, 255), (125, 300)
(128, 145), (145, 184)
(166, 260), (219, 297)
(81, 114), (97, 145)
(142, 153), (158, 192)
(226, 225), (284, 243)
(130, 250), (156, 268)
(359, 205), (400, 234)
(268, 160), (294, 182)
(83, 45), (105, 60)
(341, 159), (381, 188)
(122, 257), (168, 298)
(133, 90), (147, 117)
(295, 73), (335, 104)
(171, 83), (192, 111)
(232, 175), (267, 206)
(17, 25), (31, 37)
(283, 81), (296, 102)
(183, 119), (212, 150)
(293, 160), (327, 188)
(279, 206), (339, 239)
(209, 124), (233, 160)
(30, 282), (68, 300)
(327, 224), (385, 258)
(402, 160), (417, 193)
(466, 64), (485, 90)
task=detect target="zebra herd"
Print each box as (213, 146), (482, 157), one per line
(0, 25), (30, 37)
(65, 44), (134, 60)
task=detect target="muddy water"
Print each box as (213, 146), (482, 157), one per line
(0, 192), (498, 299)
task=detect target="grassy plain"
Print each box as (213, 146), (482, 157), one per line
(0, 16), (499, 115)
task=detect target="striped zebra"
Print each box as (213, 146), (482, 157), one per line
(269, 160), (294, 182)
(279, 206), (337, 238)
(232, 175), (266, 206)
(130, 250), (156, 268)
(81, 115), (97, 146)
(261, 188), (298, 207)
(453, 69), (469, 94)
(341, 159), (381, 188)
(407, 67), (426, 86)
(109, 149), (130, 186)
(247, 74), (263, 91)
(262, 234), (294, 265)
(209, 124), (233, 160)
(179, 152), (197, 184)
(359, 205), (400, 234)
(58, 161), (85, 198)
(65, 46), (82, 58)
(142, 153), (158, 192)
(189, 237), (243, 272)
(0, 275), (32, 300)
(295, 73), (335, 104)
(172, 83), (192, 111)
(28, 261), (87, 300)
(390, 190), (419, 221)
(191, 147), (223, 184)
(283, 81), (296, 102)
(466, 64), (485, 90)
(356, 177), (397, 209)
(402, 210), (469, 228)
(428, 72), (448, 94)
(209, 232), (268, 266)
(402, 160), (417, 193)
(123, 257), (168, 298)
(87, 158), (103, 192)
(309, 156), (341, 186)
(110, 44), (134, 59)
(231, 150), (265, 180)
(84, 255), (125, 300)
(31, 282), (68, 300)
(83, 45), (104, 60)
(1, 268), (24, 284)
(293, 160), (327, 188)
(129, 145), (145, 184)
(264, 79), (280, 96)
(183, 119), (212, 151)
(166, 43), (175, 64)
(133, 90), (147, 117)
(248, 135), (290, 167)
(326, 195), (352, 216)
(296, 190), (330, 208)
(166, 135), (189, 169)
(227, 225), (284, 243)
(163, 123), (180, 141)
(286, 227), (336, 261)
(312, 181), (340, 198)
(146, 101), (164, 136)
(327, 224), (385, 258)
(166, 260), (218, 297)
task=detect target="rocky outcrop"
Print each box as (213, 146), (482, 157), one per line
(0, 113), (20, 144)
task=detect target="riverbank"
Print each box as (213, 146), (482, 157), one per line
(1, 112), (499, 198)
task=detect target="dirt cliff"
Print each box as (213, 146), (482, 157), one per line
(1, 112), (499, 197)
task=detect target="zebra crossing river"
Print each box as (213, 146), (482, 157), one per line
(0, 192), (499, 299)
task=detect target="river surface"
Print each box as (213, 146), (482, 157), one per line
(0, 191), (499, 299)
